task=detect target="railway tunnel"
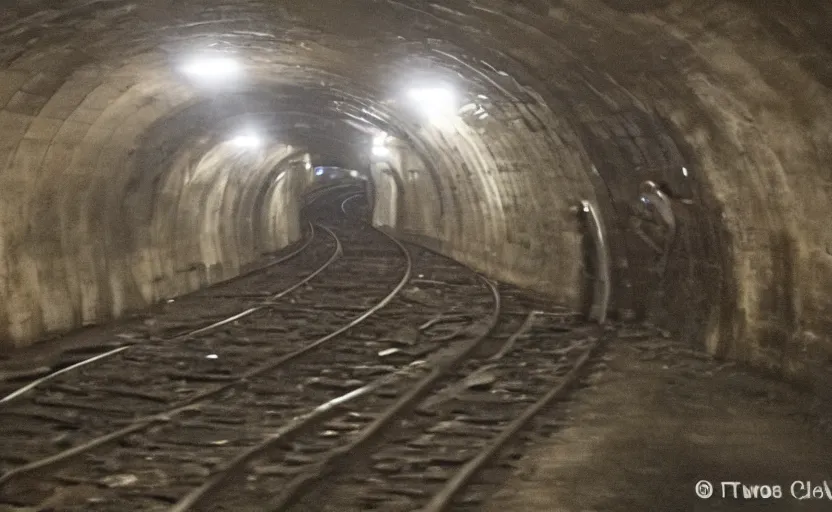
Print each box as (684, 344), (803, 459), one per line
(0, 0), (831, 510)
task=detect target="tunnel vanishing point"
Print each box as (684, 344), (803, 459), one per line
(0, 0), (830, 388)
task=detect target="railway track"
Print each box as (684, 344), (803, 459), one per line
(172, 192), (608, 512)
(0, 181), (363, 387)
(282, 307), (604, 512)
(0, 185), (515, 511)
(0, 185), (349, 403)
(0, 184), (611, 511)
(165, 286), (601, 512)
(0, 221), (337, 405)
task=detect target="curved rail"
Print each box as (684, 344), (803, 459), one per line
(1, 184), (348, 392)
(305, 182), (362, 206)
(168, 275), (499, 512)
(215, 220), (317, 287)
(0, 222), (335, 405)
(266, 276), (501, 512)
(183, 224), (342, 338)
(419, 332), (606, 512)
(0, 346), (132, 405)
(341, 193), (361, 215)
(1, 183), (350, 398)
(0, 222), (412, 487)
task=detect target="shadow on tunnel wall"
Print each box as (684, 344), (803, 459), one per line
(597, 0), (672, 14)
(575, 107), (731, 351)
(735, 0), (832, 90)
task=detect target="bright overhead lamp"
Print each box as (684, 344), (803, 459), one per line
(407, 87), (456, 113)
(373, 132), (389, 147)
(407, 86), (458, 129)
(181, 56), (242, 83)
(230, 134), (261, 148)
(372, 145), (390, 157)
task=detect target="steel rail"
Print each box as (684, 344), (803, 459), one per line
(419, 331), (607, 512)
(168, 276), (499, 512)
(340, 193), (361, 215)
(0, 220), (410, 488)
(0, 182), (354, 402)
(265, 276), (501, 512)
(0, 221), (324, 406)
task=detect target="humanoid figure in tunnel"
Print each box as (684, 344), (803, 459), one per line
(630, 180), (677, 277)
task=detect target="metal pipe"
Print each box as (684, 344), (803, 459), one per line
(580, 200), (611, 324)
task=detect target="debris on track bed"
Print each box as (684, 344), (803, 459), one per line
(0, 184), (627, 512)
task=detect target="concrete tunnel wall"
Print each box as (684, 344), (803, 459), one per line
(0, 59), (313, 346)
(0, 0), (830, 390)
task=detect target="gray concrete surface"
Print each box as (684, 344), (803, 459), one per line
(485, 337), (832, 511)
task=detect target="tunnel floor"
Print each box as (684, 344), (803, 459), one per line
(484, 337), (832, 512)
(0, 189), (830, 511)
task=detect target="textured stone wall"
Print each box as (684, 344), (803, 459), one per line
(0, 58), (311, 346)
(364, 0), (831, 386)
(0, 0), (830, 388)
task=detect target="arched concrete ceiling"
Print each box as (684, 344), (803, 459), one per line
(0, 0), (830, 387)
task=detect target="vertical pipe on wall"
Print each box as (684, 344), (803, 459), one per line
(581, 199), (611, 324)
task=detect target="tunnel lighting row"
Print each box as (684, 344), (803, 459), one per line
(407, 87), (456, 117)
(406, 86), (460, 130)
(178, 56), (465, 155)
(372, 131), (391, 158)
(181, 56), (243, 83)
(179, 57), (265, 150)
(369, 86), (461, 159)
(179, 56), (462, 123)
(177, 56), (265, 150)
(230, 134), (261, 148)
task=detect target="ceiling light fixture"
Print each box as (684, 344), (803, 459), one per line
(181, 56), (241, 80)
(372, 145), (390, 157)
(230, 134), (261, 148)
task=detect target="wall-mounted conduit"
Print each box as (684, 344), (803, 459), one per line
(581, 199), (611, 324)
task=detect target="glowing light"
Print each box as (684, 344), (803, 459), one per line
(373, 132), (388, 146)
(230, 134), (261, 148)
(406, 86), (459, 130)
(315, 167), (325, 176)
(349, 170), (359, 178)
(181, 57), (241, 82)
(407, 87), (456, 115)
(305, 161), (312, 171)
(371, 131), (391, 159)
(206, 354), (218, 359)
(682, 167), (689, 177)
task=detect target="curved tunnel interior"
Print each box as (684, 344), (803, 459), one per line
(0, 0), (831, 392)
(1, 2), (832, 511)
